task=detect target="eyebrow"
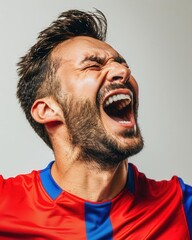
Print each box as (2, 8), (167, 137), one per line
(80, 55), (128, 66)
(114, 56), (127, 64)
(80, 55), (105, 65)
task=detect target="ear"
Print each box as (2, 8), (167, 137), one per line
(31, 97), (64, 125)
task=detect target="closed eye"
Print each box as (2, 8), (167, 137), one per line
(84, 64), (101, 70)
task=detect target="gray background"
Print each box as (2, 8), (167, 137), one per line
(0, 0), (191, 184)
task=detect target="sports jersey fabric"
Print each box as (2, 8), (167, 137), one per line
(0, 161), (191, 239)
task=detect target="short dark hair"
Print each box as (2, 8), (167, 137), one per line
(16, 9), (107, 148)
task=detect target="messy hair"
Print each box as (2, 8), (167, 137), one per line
(16, 9), (107, 148)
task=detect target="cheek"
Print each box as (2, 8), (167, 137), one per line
(78, 77), (99, 95)
(58, 69), (101, 100)
(69, 73), (103, 100)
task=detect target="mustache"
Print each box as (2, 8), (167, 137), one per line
(96, 82), (136, 107)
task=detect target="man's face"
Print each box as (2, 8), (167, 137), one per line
(51, 36), (143, 168)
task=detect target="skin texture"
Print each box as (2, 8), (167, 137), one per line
(31, 36), (143, 202)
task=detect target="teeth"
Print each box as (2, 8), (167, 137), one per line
(113, 95), (118, 101)
(105, 94), (131, 107)
(118, 120), (131, 124)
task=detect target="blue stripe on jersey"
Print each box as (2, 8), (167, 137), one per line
(40, 161), (62, 200)
(85, 201), (113, 240)
(126, 163), (135, 194)
(179, 178), (192, 238)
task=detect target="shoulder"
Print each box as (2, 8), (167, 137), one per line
(129, 163), (191, 199)
(0, 169), (40, 197)
(129, 163), (192, 237)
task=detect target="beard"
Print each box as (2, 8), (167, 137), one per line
(56, 90), (144, 170)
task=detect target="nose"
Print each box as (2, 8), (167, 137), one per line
(106, 62), (131, 83)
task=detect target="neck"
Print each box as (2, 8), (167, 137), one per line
(51, 148), (129, 202)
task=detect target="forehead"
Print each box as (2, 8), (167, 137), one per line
(51, 36), (121, 63)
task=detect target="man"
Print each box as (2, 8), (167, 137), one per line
(0, 9), (191, 239)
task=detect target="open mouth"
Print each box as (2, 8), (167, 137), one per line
(103, 91), (133, 125)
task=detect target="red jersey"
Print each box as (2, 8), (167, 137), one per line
(0, 162), (191, 239)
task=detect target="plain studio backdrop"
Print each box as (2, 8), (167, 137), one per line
(0, 0), (191, 184)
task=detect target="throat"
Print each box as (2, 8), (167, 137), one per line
(51, 159), (128, 202)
